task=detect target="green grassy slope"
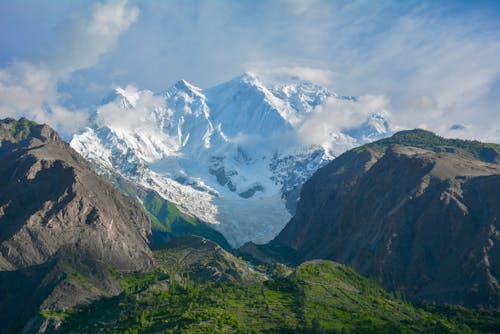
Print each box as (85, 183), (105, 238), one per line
(113, 177), (231, 250)
(54, 260), (499, 333)
(142, 191), (231, 250)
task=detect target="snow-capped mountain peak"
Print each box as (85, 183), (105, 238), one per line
(71, 73), (393, 247)
(169, 79), (205, 98)
(236, 71), (261, 84)
(271, 80), (334, 115)
(114, 85), (141, 108)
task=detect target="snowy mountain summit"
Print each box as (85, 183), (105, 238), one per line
(71, 72), (392, 246)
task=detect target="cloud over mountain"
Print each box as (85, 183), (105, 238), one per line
(0, 0), (138, 135)
(0, 1), (499, 143)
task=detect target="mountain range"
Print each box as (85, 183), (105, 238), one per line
(1, 73), (500, 333)
(70, 73), (391, 246)
(1, 117), (500, 332)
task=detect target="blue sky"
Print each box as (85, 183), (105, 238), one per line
(0, 0), (499, 141)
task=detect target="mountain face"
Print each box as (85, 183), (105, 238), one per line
(109, 173), (231, 250)
(0, 118), (153, 271)
(273, 130), (500, 307)
(71, 72), (391, 247)
(0, 118), (154, 332)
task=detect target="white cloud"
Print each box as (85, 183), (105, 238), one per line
(249, 64), (335, 87)
(96, 85), (164, 131)
(323, 7), (500, 142)
(48, 0), (139, 77)
(0, 62), (55, 110)
(0, 0), (139, 136)
(1, 1), (499, 144)
(297, 95), (391, 150)
(0, 61), (88, 133)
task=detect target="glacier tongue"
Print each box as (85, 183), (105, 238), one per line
(71, 73), (392, 247)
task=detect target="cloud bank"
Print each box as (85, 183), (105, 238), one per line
(0, 0), (138, 135)
(95, 85), (164, 131)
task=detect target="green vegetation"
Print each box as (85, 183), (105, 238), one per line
(152, 235), (263, 284)
(113, 269), (169, 294)
(143, 191), (197, 231)
(253, 261), (294, 280)
(65, 268), (98, 290)
(39, 309), (73, 320)
(55, 260), (499, 333)
(0, 117), (39, 143)
(113, 177), (231, 250)
(362, 129), (500, 163)
(142, 190), (231, 250)
(421, 304), (500, 334)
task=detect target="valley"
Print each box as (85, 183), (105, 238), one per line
(1, 118), (499, 333)
(2, 1), (499, 333)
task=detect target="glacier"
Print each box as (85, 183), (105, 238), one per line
(71, 72), (392, 247)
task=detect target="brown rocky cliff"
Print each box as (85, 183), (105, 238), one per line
(0, 118), (154, 332)
(0, 118), (153, 272)
(273, 130), (500, 307)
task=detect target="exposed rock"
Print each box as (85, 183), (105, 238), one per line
(238, 183), (264, 198)
(0, 118), (154, 332)
(0, 118), (153, 272)
(0, 253), (123, 333)
(273, 129), (500, 307)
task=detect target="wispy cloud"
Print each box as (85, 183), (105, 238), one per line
(248, 64), (335, 87)
(0, 0), (139, 135)
(95, 85), (164, 131)
(47, 0), (139, 77)
(243, 2), (500, 142)
(286, 0), (318, 15)
(297, 94), (391, 151)
(0, 0), (499, 142)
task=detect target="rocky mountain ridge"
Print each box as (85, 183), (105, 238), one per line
(273, 129), (500, 307)
(0, 118), (154, 332)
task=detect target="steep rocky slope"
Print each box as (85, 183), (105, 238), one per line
(0, 118), (154, 332)
(273, 129), (500, 307)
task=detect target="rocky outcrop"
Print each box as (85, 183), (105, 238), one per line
(273, 130), (500, 307)
(0, 118), (154, 332)
(155, 235), (264, 284)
